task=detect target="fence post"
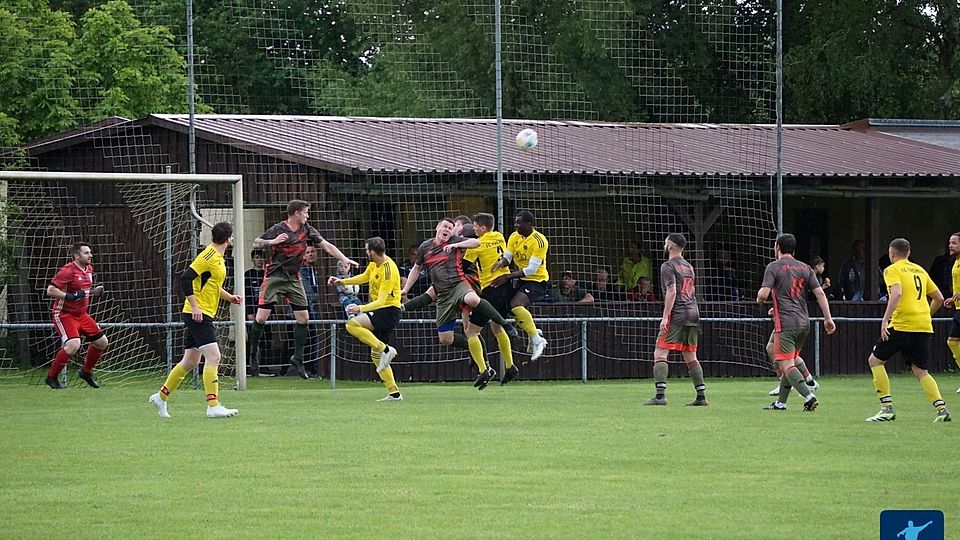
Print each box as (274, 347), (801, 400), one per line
(813, 323), (821, 377)
(329, 322), (337, 389)
(581, 321), (588, 383)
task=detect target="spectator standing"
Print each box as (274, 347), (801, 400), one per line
(618, 240), (652, 293)
(838, 240), (866, 301)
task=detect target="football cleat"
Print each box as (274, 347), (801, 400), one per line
(377, 393), (403, 402)
(45, 376), (65, 390)
(763, 401), (787, 411)
(530, 334), (548, 362)
(500, 365), (520, 385)
(686, 398), (709, 407)
(802, 396), (819, 411)
(934, 410), (952, 423)
(206, 404), (238, 418)
(806, 379), (819, 392)
(289, 356), (309, 379)
(768, 385), (781, 397)
(149, 393), (171, 418)
(77, 370), (100, 388)
(377, 346), (398, 373)
(865, 409), (896, 422)
(474, 367), (496, 391)
(644, 397), (667, 406)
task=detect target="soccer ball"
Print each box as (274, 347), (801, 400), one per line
(344, 284), (360, 295)
(516, 128), (538, 151)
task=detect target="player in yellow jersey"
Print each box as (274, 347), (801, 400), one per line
(865, 238), (950, 422)
(491, 210), (549, 361)
(942, 232), (960, 393)
(328, 237), (404, 401)
(149, 222), (242, 418)
(464, 212), (522, 384)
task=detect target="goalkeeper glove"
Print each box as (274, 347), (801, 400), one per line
(64, 290), (87, 301)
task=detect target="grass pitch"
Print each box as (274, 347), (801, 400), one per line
(1, 374), (958, 539)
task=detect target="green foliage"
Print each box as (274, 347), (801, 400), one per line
(0, 377), (958, 537)
(0, 0), (191, 143)
(784, 0), (947, 122)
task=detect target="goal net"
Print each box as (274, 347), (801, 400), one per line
(3, 0), (781, 383)
(0, 171), (245, 389)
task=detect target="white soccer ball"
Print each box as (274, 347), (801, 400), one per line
(516, 128), (538, 151)
(344, 284), (360, 295)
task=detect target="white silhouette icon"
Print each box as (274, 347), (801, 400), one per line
(897, 520), (933, 540)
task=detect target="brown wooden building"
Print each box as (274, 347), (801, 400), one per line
(11, 114), (960, 380)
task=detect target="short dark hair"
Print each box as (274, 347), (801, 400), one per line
(666, 233), (686, 249)
(889, 237), (910, 257)
(776, 233), (797, 255)
(454, 215), (471, 225)
(250, 249), (265, 259)
(439, 217), (455, 226)
(211, 222), (233, 244)
(473, 212), (495, 230)
(810, 256), (824, 267)
(69, 242), (90, 258)
(366, 236), (386, 255)
(516, 210), (535, 225)
(287, 199), (310, 216)
(952, 232), (960, 241)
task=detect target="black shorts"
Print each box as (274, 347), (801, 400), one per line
(516, 279), (551, 304)
(183, 313), (218, 350)
(369, 307), (401, 344)
(872, 329), (931, 369)
(950, 311), (960, 339)
(469, 282), (514, 327)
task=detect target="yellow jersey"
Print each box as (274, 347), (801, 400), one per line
(884, 258), (937, 333)
(464, 231), (510, 290)
(506, 229), (549, 283)
(182, 245), (226, 318)
(952, 257), (960, 298)
(341, 256), (401, 312)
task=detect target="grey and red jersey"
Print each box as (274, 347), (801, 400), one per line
(416, 235), (477, 295)
(261, 222), (324, 281)
(660, 257), (699, 327)
(761, 257), (820, 331)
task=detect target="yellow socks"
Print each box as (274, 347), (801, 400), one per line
(159, 364), (189, 401)
(511, 306), (538, 338)
(203, 364), (220, 407)
(948, 340), (960, 369)
(347, 318), (386, 352)
(919, 374), (946, 412)
(495, 330), (514, 369)
(467, 335), (487, 372)
(870, 364), (892, 406)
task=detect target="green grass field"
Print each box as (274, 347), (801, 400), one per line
(2, 374), (958, 539)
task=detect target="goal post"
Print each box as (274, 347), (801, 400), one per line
(0, 170), (249, 390)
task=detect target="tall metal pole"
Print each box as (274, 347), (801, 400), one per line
(495, 0), (504, 233)
(775, 0), (783, 234)
(187, 0), (196, 175)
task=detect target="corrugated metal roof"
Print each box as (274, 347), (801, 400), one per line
(135, 114), (960, 177)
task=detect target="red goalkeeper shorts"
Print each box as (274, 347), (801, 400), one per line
(53, 312), (103, 343)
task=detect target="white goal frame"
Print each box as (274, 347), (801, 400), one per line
(0, 171), (250, 390)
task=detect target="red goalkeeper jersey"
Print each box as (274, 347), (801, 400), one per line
(50, 261), (94, 317)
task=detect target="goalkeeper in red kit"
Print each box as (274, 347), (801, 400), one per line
(45, 243), (109, 389)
